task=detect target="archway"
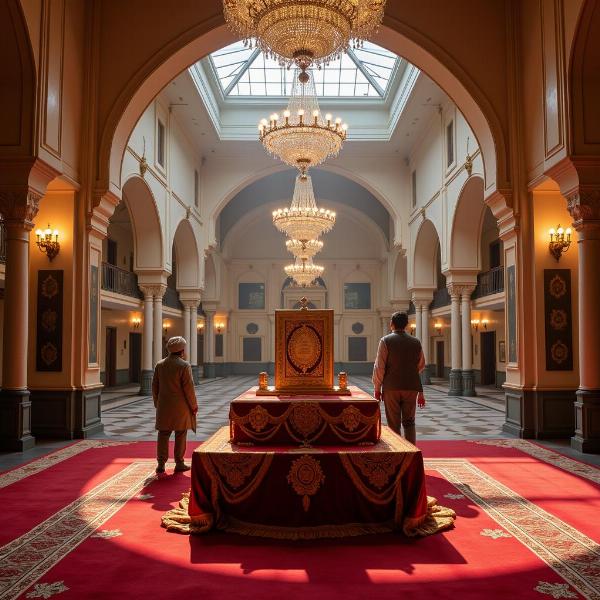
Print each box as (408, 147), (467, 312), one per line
(412, 219), (441, 289)
(121, 176), (164, 272)
(172, 218), (202, 289)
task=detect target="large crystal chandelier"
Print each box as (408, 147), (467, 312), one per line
(286, 238), (323, 258)
(273, 173), (336, 241)
(259, 70), (347, 173)
(223, 0), (386, 72)
(284, 256), (324, 287)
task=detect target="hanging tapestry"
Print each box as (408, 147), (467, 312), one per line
(544, 269), (573, 371)
(36, 270), (63, 372)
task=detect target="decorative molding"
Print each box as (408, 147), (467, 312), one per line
(138, 284), (167, 299)
(446, 283), (475, 298)
(0, 189), (42, 230)
(566, 188), (600, 226)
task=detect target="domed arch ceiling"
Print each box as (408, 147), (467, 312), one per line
(218, 169), (391, 246)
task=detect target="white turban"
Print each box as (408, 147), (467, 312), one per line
(166, 336), (186, 353)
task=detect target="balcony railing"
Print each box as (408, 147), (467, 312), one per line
(0, 222), (6, 264)
(101, 262), (142, 299)
(430, 286), (450, 309)
(163, 286), (183, 310)
(473, 266), (505, 299)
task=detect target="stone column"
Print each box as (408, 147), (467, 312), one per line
(203, 310), (216, 378)
(460, 286), (476, 397)
(189, 302), (200, 384)
(421, 304), (431, 384)
(153, 285), (166, 366)
(568, 190), (600, 452)
(448, 285), (463, 396)
(139, 287), (155, 395)
(0, 192), (40, 450)
(183, 303), (191, 349)
(415, 302), (423, 342)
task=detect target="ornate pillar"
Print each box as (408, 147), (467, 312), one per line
(183, 303), (191, 349)
(448, 285), (463, 396)
(138, 286), (155, 395)
(0, 191), (40, 450)
(152, 285), (166, 366)
(203, 309), (216, 378)
(414, 302), (423, 342)
(568, 190), (600, 452)
(421, 304), (431, 385)
(460, 286), (476, 397)
(189, 302), (200, 384)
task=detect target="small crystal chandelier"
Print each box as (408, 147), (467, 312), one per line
(273, 172), (336, 241)
(284, 256), (324, 287)
(259, 70), (347, 173)
(223, 0), (386, 72)
(286, 238), (323, 258)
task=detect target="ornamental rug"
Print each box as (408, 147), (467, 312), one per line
(0, 439), (598, 600)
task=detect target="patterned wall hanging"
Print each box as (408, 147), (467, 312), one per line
(89, 265), (99, 364)
(544, 269), (573, 371)
(36, 270), (63, 371)
(506, 265), (517, 363)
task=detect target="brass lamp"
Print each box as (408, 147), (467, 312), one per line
(35, 225), (60, 261)
(548, 225), (571, 261)
(434, 322), (443, 336)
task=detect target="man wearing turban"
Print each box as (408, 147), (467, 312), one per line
(152, 336), (198, 473)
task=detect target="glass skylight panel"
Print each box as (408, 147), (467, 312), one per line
(209, 41), (399, 98)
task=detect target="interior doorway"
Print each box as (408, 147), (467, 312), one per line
(198, 333), (204, 365)
(436, 340), (445, 378)
(105, 327), (117, 387)
(480, 331), (496, 385)
(129, 332), (142, 383)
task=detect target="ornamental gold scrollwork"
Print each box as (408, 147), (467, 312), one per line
(210, 454), (264, 489)
(287, 455), (325, 512)
(289, 403), (322, 439)
(248, 405), (270, 432)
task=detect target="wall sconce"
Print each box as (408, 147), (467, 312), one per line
(481, 318), (489, 330)
(434, 322), (443, 336)
(215, 321), (225, 334)
(35, 225), (60, 261)
(471, 318), (480, 332)
(131, 317), (141, 329)
(197, 321), (204, 332)
(548, 225), (571, 261)
(163, 322), (170, 336)
(409, 323), (416, 336)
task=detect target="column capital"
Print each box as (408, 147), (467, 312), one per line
(0, 189), (42, 231)
(447, 283), (475, 299)
(566, 187), (600, 231)
(139, 283), (166, 298)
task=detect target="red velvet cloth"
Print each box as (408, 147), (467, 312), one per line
(229, 386), (381, 445)
(188, 426), (428, 536)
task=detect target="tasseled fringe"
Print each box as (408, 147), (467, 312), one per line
(162, 493), (456, 539)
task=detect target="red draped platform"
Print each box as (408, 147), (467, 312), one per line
(162, 426), (455, 540)
(228, 385), (381, 445)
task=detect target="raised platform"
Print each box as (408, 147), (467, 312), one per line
(229, 385), (380, 445)
(162, 425), (455, 540)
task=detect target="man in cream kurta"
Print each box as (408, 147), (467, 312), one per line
(152, 336), (198, 473)
(372, 312), (426, 444)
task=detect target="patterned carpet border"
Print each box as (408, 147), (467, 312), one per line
(428, 459), (600, 600)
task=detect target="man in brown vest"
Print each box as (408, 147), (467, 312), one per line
(152, 336), (198, 473)
(372, 311), (426, 444)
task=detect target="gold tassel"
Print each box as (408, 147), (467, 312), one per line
(402, 496), (456, 537)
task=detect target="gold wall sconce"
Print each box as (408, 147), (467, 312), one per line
(434, 322), (443, 336)
(197, 321), (205, 331)
(215, 321), (225, 334)
(131, 317), (141, 329)
(471, 318), (488, 332)
(35, 225), (60, 261)
(409, 322), (416, 336)
(548, 225), (571, 261)
(163, 321), (170, 336)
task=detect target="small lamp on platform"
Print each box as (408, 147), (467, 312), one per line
(338, 371), (348, 391)
(258, 371), (268, 391)
(35, 225), (60, 261)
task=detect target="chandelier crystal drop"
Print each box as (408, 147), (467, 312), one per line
(272, 173), (336, 241)
(284, 256), (325, 287)
(223, 0), (386, 71)
(259, 70), (347, 173)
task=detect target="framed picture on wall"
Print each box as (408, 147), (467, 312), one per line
(344, 283), (371, 309)
(239, 282), (265, 310)
(498, 340), (506, 363)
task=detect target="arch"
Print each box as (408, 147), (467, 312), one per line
(203, 253), (218, 300)
(569, 0), (600, 156)
(449, 175), (486, 270)
(98, 9), (510, 201)
(0, 0), (36, 158)
(172, 218), (201, 289)
(121, 175), (164, 272)
(412, 219), (440, 289)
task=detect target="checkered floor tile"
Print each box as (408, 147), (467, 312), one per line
(98, 375), (508, 441)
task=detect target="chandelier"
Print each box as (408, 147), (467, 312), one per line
(259, 70), (347, 173)
(273, 172), (336, 241)
(223, 0), (386, 71)
(284, 256), (324, 287)
(286, 238), (323, 258)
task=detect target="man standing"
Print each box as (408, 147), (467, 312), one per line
(372, 311), (426, 444)
(152, 336), (198, 473)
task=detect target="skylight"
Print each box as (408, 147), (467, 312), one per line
(209, 41), (399, 98)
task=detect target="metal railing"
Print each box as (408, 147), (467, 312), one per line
(473, 266), (505, 298)
(101, 262), (142, 299)
(430, 286), (450, 309)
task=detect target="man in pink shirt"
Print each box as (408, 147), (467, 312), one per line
(372, 311), (426, 444)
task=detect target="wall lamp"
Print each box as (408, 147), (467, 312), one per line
(215, 321), (225, 334)
(471, 318), (488, 332)
(197, 321), (205, 331)
(409, 322), (416, 336)
(131, 317), (141, 329)
(548, 225), (571, 261)
(35, 225), (60, 261)
(434, 322), (443, 336)
(163, 321), (170, 336)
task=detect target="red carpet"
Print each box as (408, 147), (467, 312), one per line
(1, 439), (598, 600)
